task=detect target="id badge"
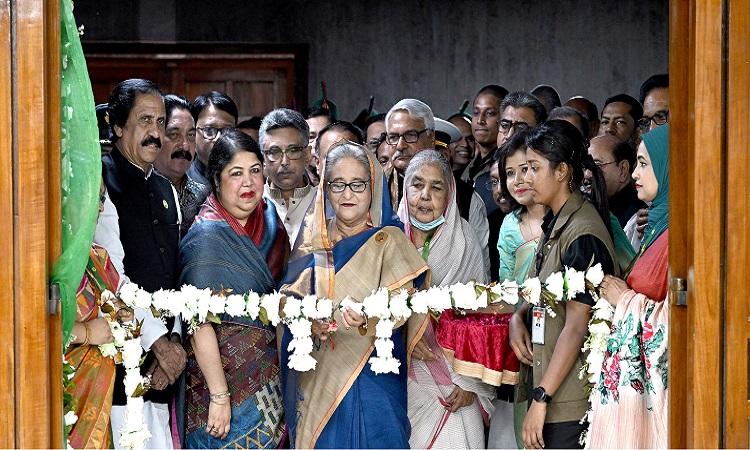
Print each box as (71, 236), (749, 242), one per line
(531, 307), (546, 345)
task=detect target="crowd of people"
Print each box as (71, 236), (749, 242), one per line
(64, 74), (671, 449)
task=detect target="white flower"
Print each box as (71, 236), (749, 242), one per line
(99, 342), (118, 358)
(545, 271), (565, 300)
(132, 289), (153, 310)
(315, 299), (334, 319)
(261, 291), (283, 325)
(165, 289), (189, 319)
(388, 290), (411, 320)
(521, 277), (542, 306)
(586, 263), (605, 287)
(150, 289), (173, 314)
(100, 289), (117, 304)
(283, 297), (302, 318)
(340, 296), (364, 316)
(208, 294), (226, 315)
(474, 289), (488, 310)
(374, 318), (395, 338)
(118, 283), (141, 308)
(451, 282), (477, 310)
(592, 299), (615, 321)
(110, 322), (128, 345)
(181, 285), (212, 322)
(245, 291), (261, 320)
(362, 288), (390, 319)
(497, 280), (519, 305)
(409, 290), (429, 314)
(374, 338), (395, 356)
(427, 286), (453, 312)
(64, 410), (78, 426)
(287, 318), (312, 337)
(368, 356), (401, 374)
(589, 320), (612, 336)
(288, 352), (317, 372)
(225, 294), (247, 318)
(121, 339), (143, 370)
(119, 422), (151, 450)
(565, 267), (586, 297)
(288, 336), (314, 355)
(300, 295), (318, 318)
(123, 371), (142, 397)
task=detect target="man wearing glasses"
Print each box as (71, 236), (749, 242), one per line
(583, 134), (645, 251)
(259, 108), (316, 247)
(187, 91), (238, 188)
(639, 74), (669, 134)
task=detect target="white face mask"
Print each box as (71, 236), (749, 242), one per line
(409, 214), (445, 232)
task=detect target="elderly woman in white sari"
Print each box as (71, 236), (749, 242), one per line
(398, 150), (496, 449)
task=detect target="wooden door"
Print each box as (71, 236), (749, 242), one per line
(83, 43), (308, 120)
(0, 0), (63, 446)
(670, 0), (750, 447)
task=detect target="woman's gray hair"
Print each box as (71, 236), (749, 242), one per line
(258, 108), (310, 149)
(385, 98), (435, 135)
(404, 150), (452, 188)
(323, 141), (371, 181)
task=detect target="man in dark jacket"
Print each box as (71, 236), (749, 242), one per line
(103, 78), (186, 448)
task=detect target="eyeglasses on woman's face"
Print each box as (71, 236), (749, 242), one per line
(327, 180), (371, 193)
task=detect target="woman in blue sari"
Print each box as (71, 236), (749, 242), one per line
(178, 129), (290, 448)
(279, 141), (428, 449)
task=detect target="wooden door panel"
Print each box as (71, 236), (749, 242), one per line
(84, 44), (306, 120)
(725, 0), (750, 446)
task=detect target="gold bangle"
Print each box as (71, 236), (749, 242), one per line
(210, 398), (229, 405)
(209, 391), (230, 400)
(82, 323), (91, 346)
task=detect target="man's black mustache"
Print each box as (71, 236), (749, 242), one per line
(142, 136), (162, 148)
(170, 149), (193, 161)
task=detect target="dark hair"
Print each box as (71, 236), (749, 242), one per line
(530, 84), (562, 112)
(237, 117), (262, 130)
(316, 120), (364, 150)
(107, 79), (163, 144)
(639, 74), (669, 104)
(191, 91), (238, 125)
(565, 96), (599, 123)
(612, 138), (636, 171)
(548, 106), (590, 140)
(603, 94), (643, 123)
(363, 113), (386, 137)
(526, 120), (611, 237)
(500, 91), (548, 126)
(497, 130), (532, 213)
(475, 84), (509, 103)
(206, 128), (263, 197)
(101, 160), (109, 187)
(305, 105), (335, 122)
(164, 94), (191, 123)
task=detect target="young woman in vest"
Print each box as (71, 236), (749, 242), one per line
(509, 120), (617, 449)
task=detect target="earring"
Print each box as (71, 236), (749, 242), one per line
(569, 180), (575, 192)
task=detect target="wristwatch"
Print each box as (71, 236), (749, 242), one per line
(532, 386), (552, 403)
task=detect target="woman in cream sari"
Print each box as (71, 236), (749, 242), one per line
(279, 141), (428, 449)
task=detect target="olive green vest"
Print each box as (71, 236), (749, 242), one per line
(528, 191), (617, 424)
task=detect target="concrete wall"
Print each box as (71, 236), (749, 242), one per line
(75, 0), (668, 120)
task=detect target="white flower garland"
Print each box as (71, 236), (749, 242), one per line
(96, 264), (606, 449)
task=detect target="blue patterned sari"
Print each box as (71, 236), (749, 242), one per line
(178, 194), (289, 449)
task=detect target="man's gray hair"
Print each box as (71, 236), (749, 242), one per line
(404, 149), (452, 189)
(324, 141), (371, 182)
(259, 108), (310, 148)
(385, 98), (435, 135)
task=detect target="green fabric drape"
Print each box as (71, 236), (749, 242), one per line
(53, 0), (101, 345)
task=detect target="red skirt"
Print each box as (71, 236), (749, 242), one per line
(435, 310), (520, 386)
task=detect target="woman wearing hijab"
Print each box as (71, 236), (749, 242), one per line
(279, 141), (428, 449)
(591, 125), (670, 448)
(397, 150), (496, 449)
